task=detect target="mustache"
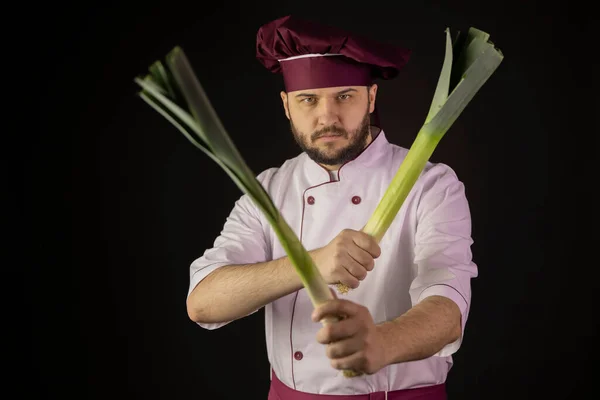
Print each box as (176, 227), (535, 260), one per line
(311, 126), (348, 140)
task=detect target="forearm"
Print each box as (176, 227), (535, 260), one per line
(377, 295), (462, 365)
(187, 256), (304, 324)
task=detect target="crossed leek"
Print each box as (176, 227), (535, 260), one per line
(336, 27), (504, 293)
(135, 46), (348, 369)
(134, 26), (503, 377)
(134, 49), (333, 311)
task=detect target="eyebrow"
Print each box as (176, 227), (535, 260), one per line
(294, 88), (358, 98)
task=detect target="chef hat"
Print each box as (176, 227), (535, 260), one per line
(255, 15), (411, 93)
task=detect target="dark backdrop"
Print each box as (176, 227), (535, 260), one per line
(23, 1), (594, 399)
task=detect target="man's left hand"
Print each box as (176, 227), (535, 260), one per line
(312, 297), (387, 375)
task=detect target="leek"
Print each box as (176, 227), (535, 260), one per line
(135, 48), (334, 310)
(335, 27), (504, 294)
(135, 48), (357, 376)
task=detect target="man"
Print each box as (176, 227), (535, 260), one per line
(186, 15), (478, 399)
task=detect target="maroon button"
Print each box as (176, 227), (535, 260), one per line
(307, 196), (315, 205)
(352, 196), (361, 204)
(294, 351), (303, 361)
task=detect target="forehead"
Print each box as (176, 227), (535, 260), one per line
(288, 86), (366, 96)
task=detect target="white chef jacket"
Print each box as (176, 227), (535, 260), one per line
(188, 129), (478, 395)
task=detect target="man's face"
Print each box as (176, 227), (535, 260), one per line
(281, 84), (378, 169)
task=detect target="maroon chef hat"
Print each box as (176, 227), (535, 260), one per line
(256, 15), (411, 93)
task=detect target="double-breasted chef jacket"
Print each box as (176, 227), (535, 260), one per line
(188, 129), (478, 395)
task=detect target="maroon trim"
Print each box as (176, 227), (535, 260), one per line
(290, 178), (339, 388)
(290, 131), (385, 386)
(289, 290), (299, 389)
(289, 133), (383, 386)
(421, 283), (468, 306)
(337, 128), (383, 181)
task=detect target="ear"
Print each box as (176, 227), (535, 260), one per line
(368, 84), (378, 114)
(280, 91), (290, 120)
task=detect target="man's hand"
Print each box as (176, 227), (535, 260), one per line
(312, 296), (387, 375)
(310, 229), (381, 289)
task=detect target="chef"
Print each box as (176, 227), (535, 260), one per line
(186, 15), (478, 400)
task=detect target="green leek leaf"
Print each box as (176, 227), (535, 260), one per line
(425, 28), (453, 124)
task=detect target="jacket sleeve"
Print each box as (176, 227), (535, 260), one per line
(408, 163), (479, 357)
(187, 169), (276, 330)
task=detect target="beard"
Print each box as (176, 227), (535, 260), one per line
(289, 107), (372, 167)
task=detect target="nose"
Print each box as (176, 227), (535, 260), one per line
(315, 97), (341, 126)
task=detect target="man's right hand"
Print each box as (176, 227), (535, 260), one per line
(310, 229), (381, 289)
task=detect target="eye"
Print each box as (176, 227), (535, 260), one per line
(301, 97), (316, 104)
(338, 94), (351, 101)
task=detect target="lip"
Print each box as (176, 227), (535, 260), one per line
(316, 135), (343, 142)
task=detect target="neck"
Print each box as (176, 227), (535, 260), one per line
(370, 125), (381, 140)
(320, 163), (341, 171)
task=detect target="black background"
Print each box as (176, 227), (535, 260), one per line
(22, 0), (595, 399)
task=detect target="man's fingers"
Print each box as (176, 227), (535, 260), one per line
(329, 350), (367, 373)
(326, 336), (363, 359)
(340, 253), (368, 281)
(337, 269), (360, 289)
(351, 231), (381, 259)
(312, 299), (360, 323)
(315, 316), (358, 343)
(346, 247), (374, 273)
